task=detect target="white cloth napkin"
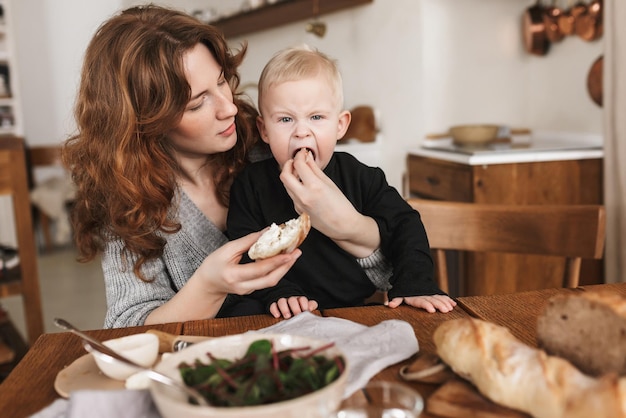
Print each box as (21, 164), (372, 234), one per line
(30, 389), (159, 418)
(31, 311), (418, 417)
(250, 311), (419, 398)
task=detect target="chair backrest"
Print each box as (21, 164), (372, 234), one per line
(0, 137), (44, 345)
(407, 199), (606, 294)
(26, 145), (64, 187)
(27, 145), (62, 167)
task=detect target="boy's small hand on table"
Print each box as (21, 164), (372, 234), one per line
(269, 296), (319, 319)
(387, 294), (457, 313)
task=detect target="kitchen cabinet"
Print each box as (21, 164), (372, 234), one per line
(406, 151), (604, 297)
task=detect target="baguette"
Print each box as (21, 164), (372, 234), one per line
(433, 317), (626, 418)
(537, 291), (626, 377)
(248, 213), (310, 260)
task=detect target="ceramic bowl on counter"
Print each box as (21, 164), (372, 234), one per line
(150, 333), (348, 418)
(449, 124), (500, 146)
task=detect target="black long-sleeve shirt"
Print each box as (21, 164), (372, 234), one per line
(227, 152), (442, 310)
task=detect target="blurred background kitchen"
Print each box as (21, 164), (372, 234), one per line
(0, 0), (623, 342)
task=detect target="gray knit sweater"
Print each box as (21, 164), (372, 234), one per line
(102, 191), (226, 328)
(101, 190), (391, 328)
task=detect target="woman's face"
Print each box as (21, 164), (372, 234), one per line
(168, 43), (238, 158)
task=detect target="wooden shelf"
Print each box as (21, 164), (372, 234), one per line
(213, 0), (373, 38)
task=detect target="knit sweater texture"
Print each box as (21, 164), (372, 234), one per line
(102, 191), (225, 328)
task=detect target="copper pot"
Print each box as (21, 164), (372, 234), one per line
(543, 1), (564, 42)
(576, 0), (603, 41)
(558, 1), (587, 36)
(523, 0), (550, 56)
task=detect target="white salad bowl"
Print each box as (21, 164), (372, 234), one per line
(149, 333), (348, 418)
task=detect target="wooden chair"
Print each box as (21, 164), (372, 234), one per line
(408, 199), (606, 295)
(26, 144), (68, 252)
(0, 137), (44, 345)
(0, 304), (28, 379)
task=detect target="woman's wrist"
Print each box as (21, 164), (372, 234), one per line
(145, 273), (226, 324)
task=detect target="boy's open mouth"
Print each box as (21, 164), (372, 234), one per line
(293, 147), (315, 160)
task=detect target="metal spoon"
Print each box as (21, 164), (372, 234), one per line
(53, 318), (209, 406)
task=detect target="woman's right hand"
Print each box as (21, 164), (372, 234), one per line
(146, 231), (300, 324)
(198, 231), (301, 295)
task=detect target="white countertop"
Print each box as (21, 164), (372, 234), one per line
(409, 131), (604, 166)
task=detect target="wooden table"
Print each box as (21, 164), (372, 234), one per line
(1, 283), (624, 417)
(456, 283), (626, 347)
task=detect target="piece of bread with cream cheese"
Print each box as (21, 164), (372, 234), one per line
(248, 213), (311, 260)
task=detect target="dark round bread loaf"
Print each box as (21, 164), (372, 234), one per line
(536, 291), (626, 377)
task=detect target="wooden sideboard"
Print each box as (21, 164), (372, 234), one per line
(406, 153), (604, 296)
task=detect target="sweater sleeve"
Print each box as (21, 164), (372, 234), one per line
(101, 237), (175, 328)
(357, 248), (392, 291)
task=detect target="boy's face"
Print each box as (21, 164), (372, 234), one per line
(257, 75), (350, 171)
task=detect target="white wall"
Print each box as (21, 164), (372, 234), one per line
(12, 0), (123, 146)
(0, 1), (122, 246)
(420, 0), (602, 134)
(12, 0), (603, 191)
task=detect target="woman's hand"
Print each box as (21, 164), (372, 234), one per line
(280, 150), (379, 258)
(269, 296), (319, 319)
(146, 231), (300, 324)
(199, 231), (301, 295)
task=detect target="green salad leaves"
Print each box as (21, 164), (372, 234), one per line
(178, 338), (345, 407)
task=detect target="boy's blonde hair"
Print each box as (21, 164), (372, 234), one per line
(257, 44), (344, 114)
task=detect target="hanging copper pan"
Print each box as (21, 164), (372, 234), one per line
(586, 55), (603, 107)
(543, 0), (564, 43)
(523, 0), (550, 56)
(558, 0), (587, 36)
(576, 0), (603, 41)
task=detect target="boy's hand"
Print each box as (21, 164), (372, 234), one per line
(387, 294), (457, 313)
(269, 296), (319, 319)
(280, 150), (379, 258)
(280, 150), (356, 238)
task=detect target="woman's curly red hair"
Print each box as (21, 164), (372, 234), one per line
(63, 5), (259, 280)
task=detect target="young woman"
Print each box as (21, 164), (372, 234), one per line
(62, 5), (302, 328)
